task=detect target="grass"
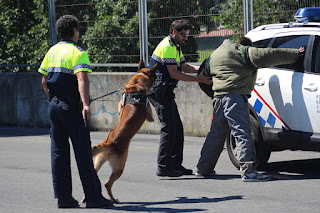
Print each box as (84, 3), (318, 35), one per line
(197, 49), (214, 62)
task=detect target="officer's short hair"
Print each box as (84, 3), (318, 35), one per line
(236, 37), (253, 46)
(56, 15), (80, 40)
(170, 19), (192, 33)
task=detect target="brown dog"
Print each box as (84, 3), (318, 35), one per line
(89, 61), (157, 203)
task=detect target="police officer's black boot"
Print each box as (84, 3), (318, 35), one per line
(57, 196), (79, 208)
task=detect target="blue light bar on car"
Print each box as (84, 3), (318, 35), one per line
(295, 7), (320, 22)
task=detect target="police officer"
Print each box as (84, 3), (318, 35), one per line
(147, 19), (212, 177)
(38, 15), (113, 208)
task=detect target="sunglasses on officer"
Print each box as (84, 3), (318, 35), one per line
(179, 31), (190, 38)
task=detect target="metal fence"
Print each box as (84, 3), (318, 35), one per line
(52, 0), (320, 70)
(53, 0), (229, 68)
(3, 0), (320, 71)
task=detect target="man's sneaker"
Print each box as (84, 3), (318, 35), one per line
(242, 170), (271, 182)
(195, 170), (216, 177)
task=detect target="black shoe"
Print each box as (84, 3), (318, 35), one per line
(177, 165), (193, 175)
(156, 169), (182, 177)
(86, 197), (114, 208)
(195, 170), (216, 177)
(57, 196), (79, 208)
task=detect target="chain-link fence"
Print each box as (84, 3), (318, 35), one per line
(2, 0), (320, 71)
(54, 0), (320, 69)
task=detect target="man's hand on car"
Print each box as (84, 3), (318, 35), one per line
(299, 46), (306, 55)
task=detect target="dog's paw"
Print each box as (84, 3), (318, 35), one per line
(80, 197), (86, 203)
(113, 198), (120, 204)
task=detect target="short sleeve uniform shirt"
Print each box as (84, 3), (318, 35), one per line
(38, 41), (92, 95)
(148, 35), (186, 89)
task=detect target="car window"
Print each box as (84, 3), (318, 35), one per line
(253, 38), (272, 48)
(272, 35), (309, 49)
(272, 35), (309, 71)
(313, 37), (320, 73)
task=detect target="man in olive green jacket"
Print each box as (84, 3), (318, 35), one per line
(196, 37), (305, 181)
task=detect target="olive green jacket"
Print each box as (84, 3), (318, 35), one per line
(208, 39), (301, 96)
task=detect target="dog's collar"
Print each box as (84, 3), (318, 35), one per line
(121, 92), (148, 107)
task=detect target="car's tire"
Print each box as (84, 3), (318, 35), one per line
(226, 114), (271, 169)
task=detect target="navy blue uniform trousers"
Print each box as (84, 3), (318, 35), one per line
(49, 97), (102, 202)
(148, 93), (184, 172)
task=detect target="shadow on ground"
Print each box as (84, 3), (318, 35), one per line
(112, 196), (243, 212)
(263, 158), (320, 180)
(0, 126), (49, 137)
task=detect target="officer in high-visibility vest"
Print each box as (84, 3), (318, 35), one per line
(147, 19), (212, 177)
(38, 15), (113, 209)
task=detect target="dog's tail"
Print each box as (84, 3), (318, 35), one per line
(91, 143), (110, 172)
(92, 144), (104, 157)
(92, 134), (111, 157)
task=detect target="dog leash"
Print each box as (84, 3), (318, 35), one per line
(90, 86), (125, 103)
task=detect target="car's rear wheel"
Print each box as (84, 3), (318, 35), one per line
(226, 114), (271, 169)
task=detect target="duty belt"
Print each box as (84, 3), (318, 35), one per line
(48, 90), (80, 104)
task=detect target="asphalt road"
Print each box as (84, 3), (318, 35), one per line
(0, 126), (320, 213)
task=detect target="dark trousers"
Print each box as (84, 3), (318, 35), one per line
(148, 93), (184, 171)
(49, 97), (102, 202)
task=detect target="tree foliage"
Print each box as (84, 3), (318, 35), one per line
(0, 0), (50, 71)
(1, 0), (320, 71)
(147, 0), (200, 62)
(217, 0), (320, 41)
(82, 0), (140, 72)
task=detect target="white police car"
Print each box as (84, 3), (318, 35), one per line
(226, 7), (320, 168)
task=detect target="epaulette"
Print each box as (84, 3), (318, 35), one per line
(75, 45), (84, 52)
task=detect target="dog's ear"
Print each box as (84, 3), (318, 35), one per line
(149, 63), (158, 73)
(146, 63), (157, 81)
(138, 60), (145, 71)
(149, 63), (157, 74)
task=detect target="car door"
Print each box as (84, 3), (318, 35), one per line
(304, 35), (320, 134)
(249, 34), (320, 134)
